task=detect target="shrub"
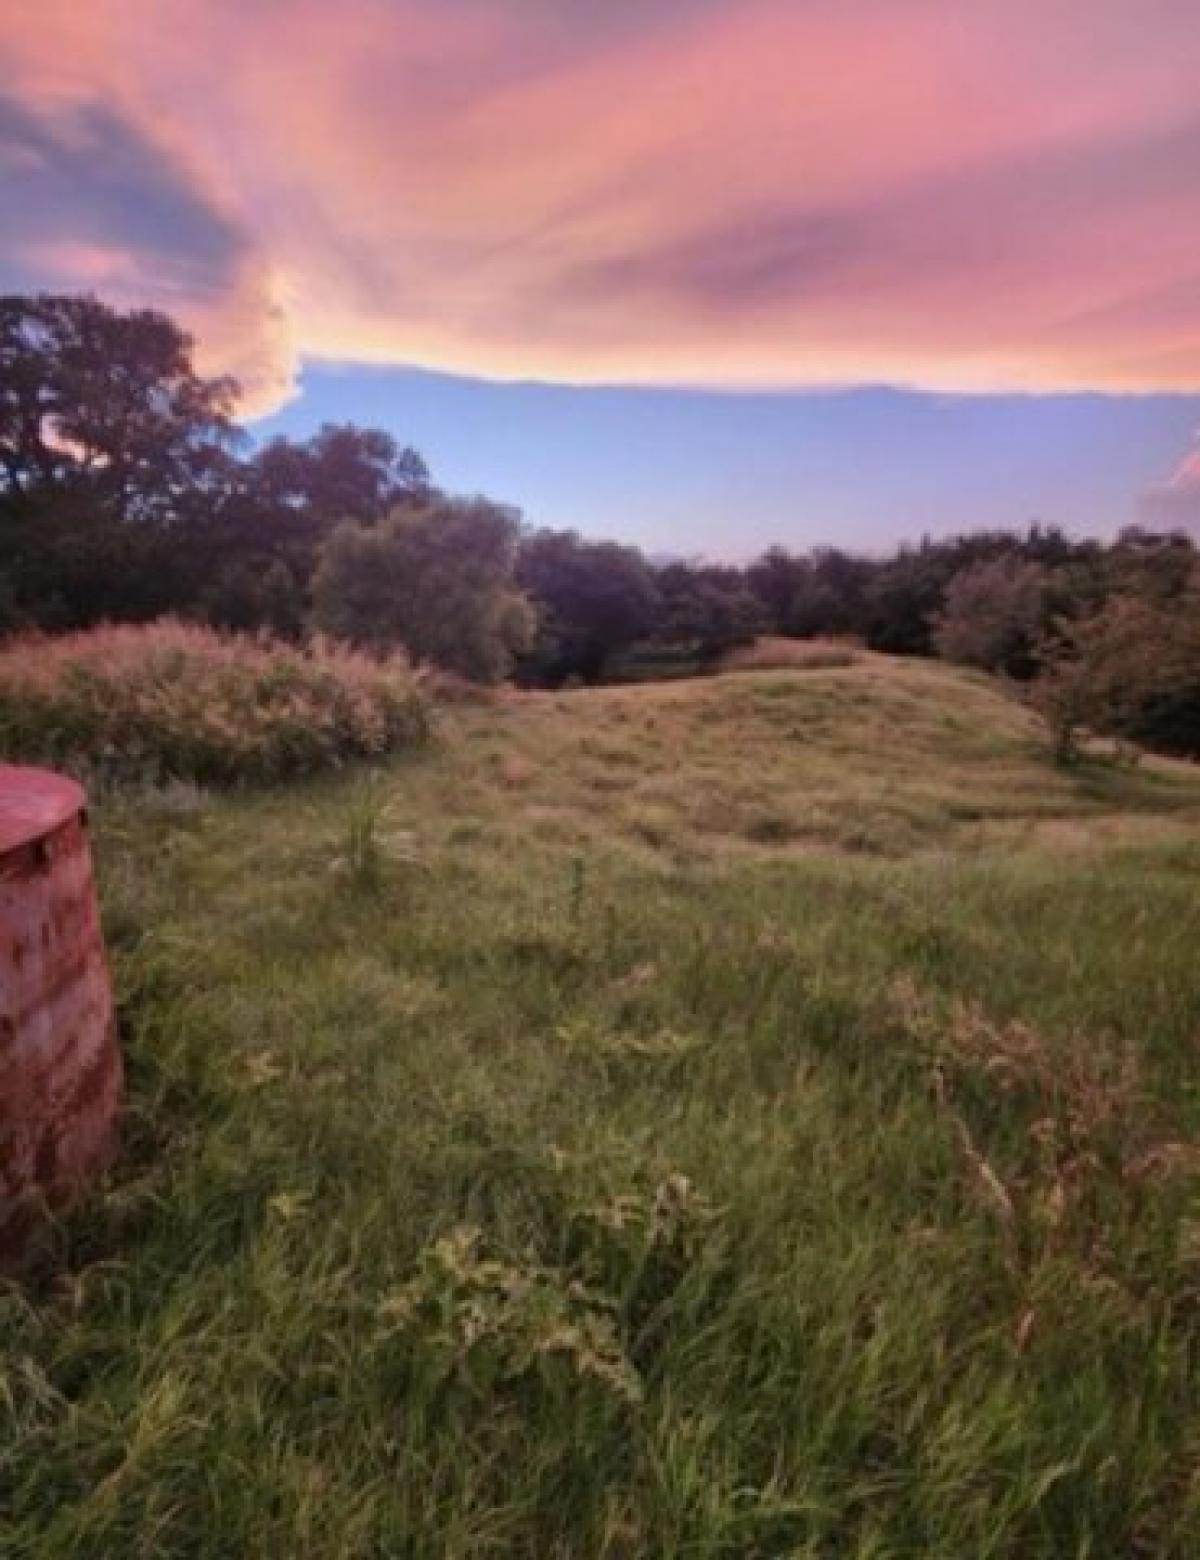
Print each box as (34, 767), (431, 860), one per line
(0, 620), (429, 787)
(934, 557), (1048, 677)
(1031, 587), (1200, 763)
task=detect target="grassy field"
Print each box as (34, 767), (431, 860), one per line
(5, 655), (1200, 1557)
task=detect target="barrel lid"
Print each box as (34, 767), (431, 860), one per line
(0, 766), (86, 854)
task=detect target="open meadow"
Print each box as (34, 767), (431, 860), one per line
(4, 654), (1200, 1558)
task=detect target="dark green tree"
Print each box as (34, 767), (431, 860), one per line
(517, 529), (661, 684)
(312, 497), (535, 682)
(251, 423), (429, 528)
(0, 292), (238, 523)
(655, 560), (762, 663)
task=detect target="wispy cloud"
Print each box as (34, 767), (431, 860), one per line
(1142, 438), (1200, 533)
(3, 0), (1198, 412)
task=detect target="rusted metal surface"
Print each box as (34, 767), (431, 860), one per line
(0, 765), (122, 1256)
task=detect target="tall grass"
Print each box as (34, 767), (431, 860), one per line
(3, 659), (1199, 1557)
(718, 635), (860, 674)
(0, 620), (429, 787)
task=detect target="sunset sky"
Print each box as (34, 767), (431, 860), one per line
(3, 0), (1198, 552)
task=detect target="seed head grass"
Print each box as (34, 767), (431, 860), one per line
(718, 635), (861, 673)
(0, 620), (429, 789)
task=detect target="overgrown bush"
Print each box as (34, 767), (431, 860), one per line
(1032, 587), (1200, 763)
(934, 557), (1048, 677)
(0, 620), (429, 787)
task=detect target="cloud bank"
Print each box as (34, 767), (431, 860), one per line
(3, 0), (1198, 413)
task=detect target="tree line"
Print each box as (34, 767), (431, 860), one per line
(3, 293), (1198, 756)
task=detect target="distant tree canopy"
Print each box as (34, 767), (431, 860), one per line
(198, 425), (432, 637)
(312, 498), (535, 683)
(654, 561), (762, 664)
(3, 291), (1200, 756)
(0, 293), (433, 634)
(0, 292), (238, 523)
(934, 557), (1050, 678)
(251, 423), (430, 528)
(516, 530), (661, 684)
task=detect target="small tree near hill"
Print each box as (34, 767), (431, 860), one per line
(1032, 584), (1200, 764)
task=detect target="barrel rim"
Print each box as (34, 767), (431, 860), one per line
(0, 765), (87, 856)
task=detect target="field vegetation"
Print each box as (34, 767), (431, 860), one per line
(717, 636), (860, 676)
(4, 656), (1199, 1558)
(0, 621), (429, 788)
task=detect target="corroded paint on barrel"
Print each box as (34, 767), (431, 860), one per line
(0, 765), (122, 1255)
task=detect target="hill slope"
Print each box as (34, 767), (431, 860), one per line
(7, 659), (1200, 1558)
(443, 655), (1200, 864)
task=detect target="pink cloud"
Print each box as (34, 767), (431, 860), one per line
(20, 240), (140, 283)
(3, 0), (1198, 411)
(1142, 440), (1200, 533)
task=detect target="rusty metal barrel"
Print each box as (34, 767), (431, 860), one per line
(0, 765), (122, 1256)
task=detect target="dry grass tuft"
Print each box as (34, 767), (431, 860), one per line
(718, 635), (860, 673)
(894, 978), (1200, 1293)
(496, 752), (537, 787)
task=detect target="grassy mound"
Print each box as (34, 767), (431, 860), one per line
(0, 621), (429, 787)
(5, 660), (1200, 1556)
